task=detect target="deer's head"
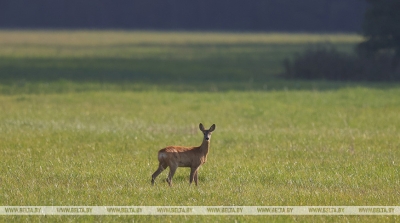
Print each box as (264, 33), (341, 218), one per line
(199, 123), (216, 141)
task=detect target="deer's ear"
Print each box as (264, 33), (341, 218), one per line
(199, 123), (205, 131)
(209, 124), (216, 132)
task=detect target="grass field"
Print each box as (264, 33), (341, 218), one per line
(0, 30), (361, 86)
(0, 31), (399, 222)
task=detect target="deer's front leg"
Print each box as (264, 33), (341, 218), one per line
(194, 169), (199, 186)
(190, 167), (199, 185)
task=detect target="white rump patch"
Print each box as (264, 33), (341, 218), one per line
(158, 152), (167, 160)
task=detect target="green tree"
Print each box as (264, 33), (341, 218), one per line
(358, 0), (400, 58)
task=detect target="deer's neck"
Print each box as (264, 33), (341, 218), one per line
(199, 140), (210, 155)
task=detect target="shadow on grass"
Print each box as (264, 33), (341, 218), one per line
(0, 57), (399, 94)
(2, 79), (399, 95)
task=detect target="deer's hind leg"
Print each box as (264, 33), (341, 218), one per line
(166, 164), (177, 186)
(151, 162), (167, 185)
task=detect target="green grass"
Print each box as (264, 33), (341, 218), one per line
(0, 30), (361, 84)
(1, 89), (400, 222)
(0, 31), (399, 222)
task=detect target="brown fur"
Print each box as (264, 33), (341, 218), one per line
(151, 123), (215, 186)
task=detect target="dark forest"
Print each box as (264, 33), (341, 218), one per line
(0, 0), (366, 32)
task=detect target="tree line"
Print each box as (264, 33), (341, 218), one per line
(0, 0), (365, 32)
(284, 0), (400, 82)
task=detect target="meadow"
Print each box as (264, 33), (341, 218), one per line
(0, 31), (399, 222)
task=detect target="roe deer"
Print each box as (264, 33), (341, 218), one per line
(151, 123), (216, 186)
